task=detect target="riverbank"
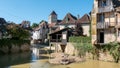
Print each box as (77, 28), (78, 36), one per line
(11, 59), (120, 68)
(0, 39), (30, 54)
(0, 44), (120, 68)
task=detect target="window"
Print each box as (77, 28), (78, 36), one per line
(97, 14), (105, 22)
(103, 0), (107, 6)
(98, 0), (107, 7)
(118, 29), (120, 37)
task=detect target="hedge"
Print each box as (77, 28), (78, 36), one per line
(69, 36), (91, 43)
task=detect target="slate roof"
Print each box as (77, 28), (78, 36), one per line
(77, 14), (90, 24)
(49, 27), (69, 35)
(59, 13), (77, 25)
(50, 11), (57, 15)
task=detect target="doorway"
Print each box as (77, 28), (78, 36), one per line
(100, 32), (104, 43)
(60, 45), (66, 53)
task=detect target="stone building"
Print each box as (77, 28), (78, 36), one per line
(91, 0), (120, 44)
(48, 11), (91, 37)
(32, 21), (49, 43)
(20, 20), (31, 29)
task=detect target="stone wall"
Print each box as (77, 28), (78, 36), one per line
(104, 29), (116, 43)
(99, 51), (114, 62)
(82, 24), (90, 36)
(65, 43), (76, 55)
(52, 43), (116, 62)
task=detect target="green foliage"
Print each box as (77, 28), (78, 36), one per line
(69, 36), (98, 59)
(102, 42), (120, 63)
(73, 43), (93, 57)
(7, 26), (30, 40)
(31, 23), (39, 28)
(0, 39), (30, 47)
(109, 42), (120, 63)
(69, 36), (91, 43)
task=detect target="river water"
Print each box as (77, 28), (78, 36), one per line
(0, 45), (120, 68)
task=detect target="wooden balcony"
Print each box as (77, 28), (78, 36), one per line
(97, 22), (109, 29)
(97, 22), (116, 29)
(98, 6), (113, 13)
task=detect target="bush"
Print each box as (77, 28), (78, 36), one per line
(99, 42), (120, 63)
(74, 43), (93, 57)
(69, 36), (91, 43)
(0, 39), (30, 47)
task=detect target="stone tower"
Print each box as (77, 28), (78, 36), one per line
(48, 11), (57, 24)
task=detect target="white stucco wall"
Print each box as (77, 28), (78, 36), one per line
(81, 24), (90, 36)
(32, 31), (41, 40)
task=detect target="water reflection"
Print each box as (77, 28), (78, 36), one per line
(32, 47), (40, 61)
(0, 44), (47, 68)
(0, 52), (31, 68)
(0, 44), (120, 68)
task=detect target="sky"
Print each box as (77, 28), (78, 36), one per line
(0, 0), (94, 24)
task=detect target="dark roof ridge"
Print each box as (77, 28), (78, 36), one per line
(50, 11), (57, 15)
(66, 13), (77, 20)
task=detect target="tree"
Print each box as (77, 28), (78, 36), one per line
(31, 23), (39, 28)
(6, 23), (30, 40)
(72, 23), (83, 36)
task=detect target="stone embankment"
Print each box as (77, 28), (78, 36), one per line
(49, 53), (85, 65)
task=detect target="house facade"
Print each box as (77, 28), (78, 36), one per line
(48, 11), (91, 37)
(32, 21), (49, 43)
(48, 11), (91, 53)
(91, 0), (120, 44)
(49, 28), (72, 52)
(20, 20), (31, 29)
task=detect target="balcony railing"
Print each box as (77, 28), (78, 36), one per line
(97, 22), (109, 29)
(97, 22), (116, 29)
(98, 5), (113, 13)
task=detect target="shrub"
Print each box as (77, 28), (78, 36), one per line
(0, 39), (30, 47)
(74, 43), (93, 57)
(69, 36), (91, 43)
